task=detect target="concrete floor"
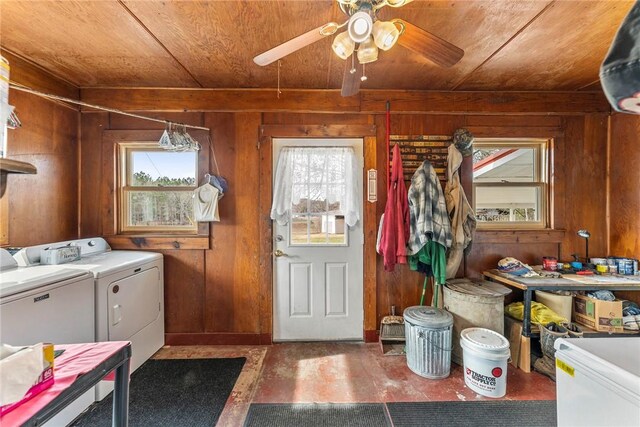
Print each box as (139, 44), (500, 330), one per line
(155, 342), (556, 426)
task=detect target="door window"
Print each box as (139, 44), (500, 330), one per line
(272, 147), (360, 246)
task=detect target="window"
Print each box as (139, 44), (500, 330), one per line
(472, 139), (549, 228)
(289, 148), (351, 246)
(118, 143), (198, 233)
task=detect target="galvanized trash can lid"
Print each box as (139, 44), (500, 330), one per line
(403, 306), (453, 328)
(460, 327), (509, 352)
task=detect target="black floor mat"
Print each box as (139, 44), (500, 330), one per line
(387, 400), (557, 427)
(71, 357), (245, 427)
(244, 403), (392, 427)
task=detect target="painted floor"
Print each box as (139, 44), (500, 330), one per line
(154, 342), (556, 426)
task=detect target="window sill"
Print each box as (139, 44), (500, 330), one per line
(474, 229), (565, 244)
(105, 235), (209, 250)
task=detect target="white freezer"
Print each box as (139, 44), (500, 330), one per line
(555, 337), (640, 427)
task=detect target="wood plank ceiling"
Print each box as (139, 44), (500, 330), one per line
(0, 0), (634, 91)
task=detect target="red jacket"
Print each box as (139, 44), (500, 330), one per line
(379, 144), (409, 272)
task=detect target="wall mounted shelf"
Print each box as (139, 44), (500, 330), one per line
(0, 158), (37, 197)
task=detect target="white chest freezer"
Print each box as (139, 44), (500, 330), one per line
(554, 337), (640, 427)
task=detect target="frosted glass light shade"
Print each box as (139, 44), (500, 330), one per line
(332, 31), (355, 60)
(372, 21), (400, 50)
(357, 36), (378, 64)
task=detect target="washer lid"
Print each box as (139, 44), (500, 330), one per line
(461, 327), (509, 351)
(0, 266), (91, 298)
(403, 306), (453, 328)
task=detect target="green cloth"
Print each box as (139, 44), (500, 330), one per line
(408, 241), (447, 285)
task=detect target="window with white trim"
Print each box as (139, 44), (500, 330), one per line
(118, 143), (198, 233)
(472, 139), (549, 228)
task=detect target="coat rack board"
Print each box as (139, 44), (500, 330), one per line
(389, 135), (452, 184)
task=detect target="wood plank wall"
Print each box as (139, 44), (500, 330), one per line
(609, 113), (640, 304)
(2, 54), (630, 345)
(1, 51), (80, 247)
(80, 101), (611, 343)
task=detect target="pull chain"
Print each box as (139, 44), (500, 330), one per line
(277, 60), (282, 99)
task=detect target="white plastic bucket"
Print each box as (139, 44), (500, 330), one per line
(460, 327), (510, 398)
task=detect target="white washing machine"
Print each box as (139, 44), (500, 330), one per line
(14, 237), (165, 401)
(0, 248), (95, 426)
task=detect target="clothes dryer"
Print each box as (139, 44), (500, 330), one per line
(14, 237), (164, 400)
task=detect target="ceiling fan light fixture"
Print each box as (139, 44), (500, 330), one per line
(372, 20), (400, 50)
(332, 31), (355, 60)
(348, 11), (373, 43)
(357, 36), (379, 64)
(385, 0), (414, 7)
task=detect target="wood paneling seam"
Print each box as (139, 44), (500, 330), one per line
(116, 0), (204, 88)
(450, 1), (557, 90)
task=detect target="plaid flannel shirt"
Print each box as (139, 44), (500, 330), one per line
(407, 160), (453, 255)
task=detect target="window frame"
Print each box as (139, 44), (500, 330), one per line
(101, 130), (210, 243)
(472, 138), (550, 230)
(118, 142), (198, 234)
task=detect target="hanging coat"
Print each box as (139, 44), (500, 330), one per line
(444, 144), (476, 279)
(378, 144), (409, 272)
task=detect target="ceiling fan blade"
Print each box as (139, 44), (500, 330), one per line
(341, 56), (362, 97)
(254, 24), (334, 66)
(394, 19), (464, 68)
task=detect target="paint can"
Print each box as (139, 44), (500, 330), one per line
(624, 259), (634, 275)
(616, 258), (634, 275)
(542, 257), (558, 271)
(460, 328), (510, 398)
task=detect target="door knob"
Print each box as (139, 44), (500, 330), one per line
(274, 249), (288, 257)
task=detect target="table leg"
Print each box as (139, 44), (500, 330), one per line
(112, 358), (130, 427)
(519, 336), (531, 373)
(522, 290), (532, 337)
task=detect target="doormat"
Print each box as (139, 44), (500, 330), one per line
(244, 403), (392, 427)
(387, 400), (557, 427)
(71, 357), (245, 427)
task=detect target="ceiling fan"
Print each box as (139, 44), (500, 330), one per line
(253, 0), (464, 97)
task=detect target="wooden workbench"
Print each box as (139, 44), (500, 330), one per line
(483, 269), (640, 372)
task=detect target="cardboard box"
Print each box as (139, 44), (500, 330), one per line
(573, 294), (623, 332)
(0, 343), (55, 416)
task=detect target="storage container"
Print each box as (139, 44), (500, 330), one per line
(460, 327), (510, 398)
(573, 294), (623, 332)
(443, 279), (511, 365)
(535, 290), (572, 321)
(404, 306), (453, 379)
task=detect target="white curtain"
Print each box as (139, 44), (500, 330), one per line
(270, 147), (361, 227)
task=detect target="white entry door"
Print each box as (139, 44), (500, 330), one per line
(272, 138), (363, 341)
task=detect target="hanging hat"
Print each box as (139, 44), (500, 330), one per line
(453, 128), (474, 157)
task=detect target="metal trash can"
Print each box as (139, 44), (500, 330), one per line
(404, 306), (454, 379)
(443, 278), (511, 365)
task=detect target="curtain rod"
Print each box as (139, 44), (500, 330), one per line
(8, 82), (211, 132)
